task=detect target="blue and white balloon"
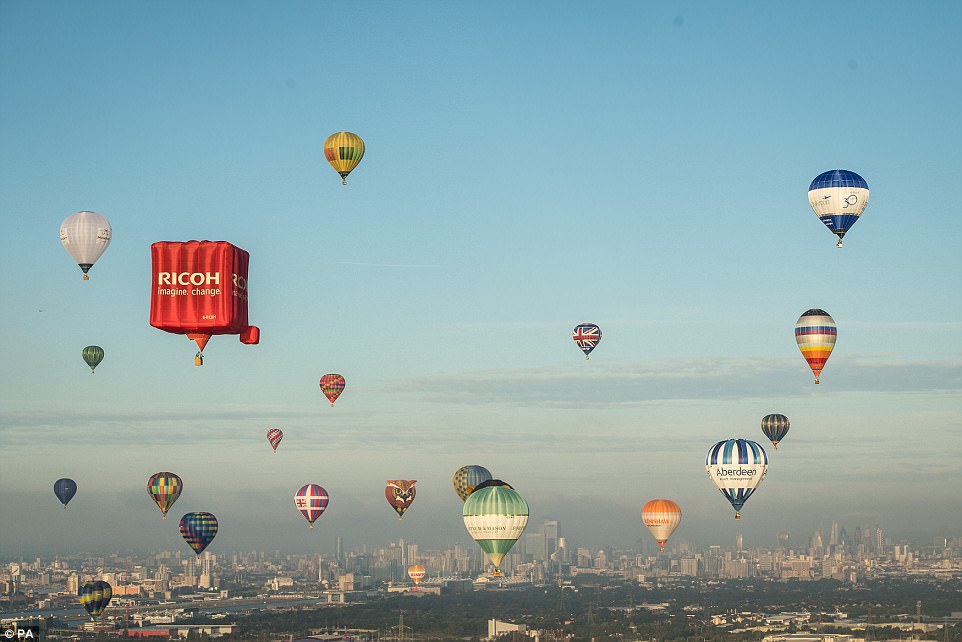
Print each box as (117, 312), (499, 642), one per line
(706, 438), (768, 519)
(807, 169), (869, 248)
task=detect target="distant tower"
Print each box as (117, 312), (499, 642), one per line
(336, 536), (343, 565)
(777, 532), (790, 550)
(736, 533), (744, 553)
(830, 521), (839, 547)
(875, 526), (885, 554)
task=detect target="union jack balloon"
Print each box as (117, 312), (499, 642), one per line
(267, 427), (283, 452)
(572, 323), (602, 359)
(294, 483), (329, 528)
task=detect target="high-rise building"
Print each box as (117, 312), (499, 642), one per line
(543, 520), (559, 562)
(830, 521), (840, 547)
(735, 533), (743, 553)
(777, 532), (790, 550)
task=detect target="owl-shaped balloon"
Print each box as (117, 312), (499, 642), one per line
(385, 480), (417, 519)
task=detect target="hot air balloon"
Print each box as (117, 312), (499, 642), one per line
(572, 323), (602, 359)
(324, 131), (365, 185)
(267, 428), (283, 452)
(761, 414), (790, 449)
(462, 481), (528, 576)
(294, 484), (329, 528)
(54, 478), (77, 508)
(82, 346), (104, 373)
(706, 438), (768, 520)
(179, 512), (218, 555)
(150, 241), (260, 365)
(147, 472), (183, 520)
(60, 211), (111, 280)
(319, 374), (345, 406)
(79, 580), (112, 618)
(385, 480), (417, 519)
(453, 465), (493, 502)
(407, 564), (425, 588)
(808, 169), (869, 248)
(795, 309), (836, 384)
(641, 499), (682, 552)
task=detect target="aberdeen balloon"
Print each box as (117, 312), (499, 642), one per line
(462, 481), (528, 576)
(149, 241), (260, 365)
(407, 564), (425, 588)
(795, 309), (836, 384)
(641, 499), (682, 552)
(319, 374), (346, 406)
(179, 512), (218, 555)
(54, 478), (77, 508)
(79, 580), (112, 618)
(82, 345), (104, 373)
(147, 472), (183, 520)
(324, 131), (365, 185)
(453, 465), (493, 502)
(808, 169), (869, 248)
(385, 480), (417, 519)
(706, 438), (768, 519)
(60, 211), (111, 280)
(294, 484), (329, 528)
(267, 428), (283, 452)
(572, 323), (602, 359)
(761, 414), (790, 449)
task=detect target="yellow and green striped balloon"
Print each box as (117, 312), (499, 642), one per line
(82, 345), (104, 373)
(323, 131), (365, 185)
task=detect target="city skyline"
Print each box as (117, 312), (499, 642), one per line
(1, 1), (960, 558)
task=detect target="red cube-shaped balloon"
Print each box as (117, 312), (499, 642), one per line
(150, 241), (256, 339)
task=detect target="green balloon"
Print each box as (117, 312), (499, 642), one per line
(82, 345), (104, 373)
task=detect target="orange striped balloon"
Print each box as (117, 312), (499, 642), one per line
(641, 499), (682, 552)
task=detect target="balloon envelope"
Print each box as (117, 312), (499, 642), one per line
(706, 438), (768, 519)
(319, 374), (346, 406)
(79, 580), (112, 617)
(761, 414), (790, 449)
(463, 484), (529, 575)
(147, 472), (183, 520)
(54, 478), (77, 508)
(453, 465), (493, 502)
(179, 512), (218, 555)
(82, 346), (104, 373)
(641, 499), (682, 551)
(407, 564), (425, 585)
(324, 131), (365, 184)
(267, 428), (283, 452)
(385, 480), (417, 519)
(808, 169), (869, 247)
(795, 309), (837, 384)
(60, 211), (111, 279)
(572, 323), (602, 359)
(294, 484), (329, 527)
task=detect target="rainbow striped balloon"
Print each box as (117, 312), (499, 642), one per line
(795, 309), (836, 384)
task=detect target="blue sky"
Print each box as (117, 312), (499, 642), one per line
(1, 1), (960, 557)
